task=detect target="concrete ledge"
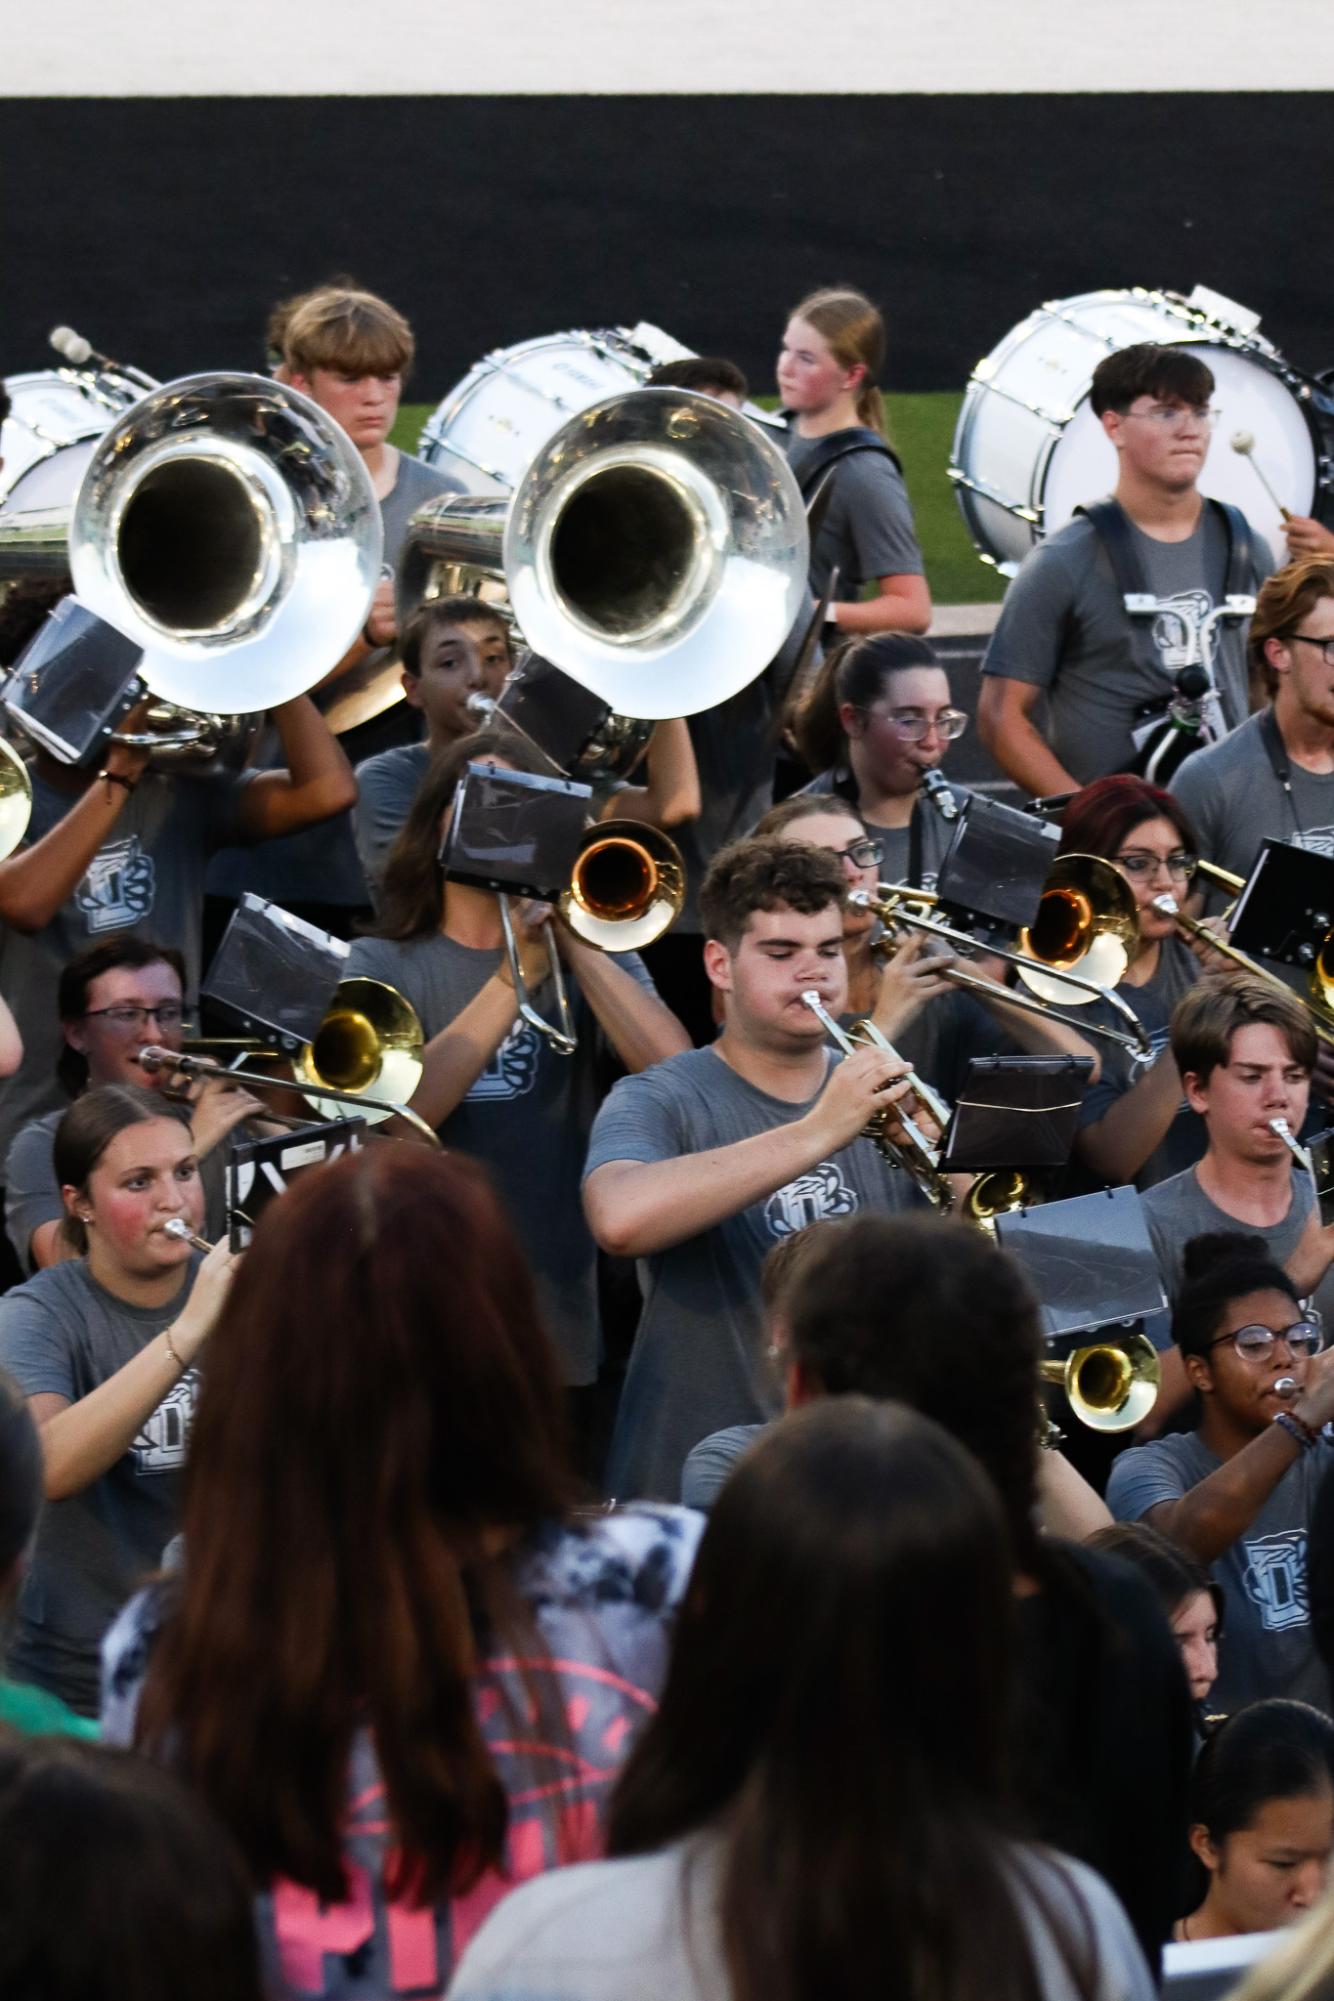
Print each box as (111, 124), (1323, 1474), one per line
(929, 602), (1002, 639)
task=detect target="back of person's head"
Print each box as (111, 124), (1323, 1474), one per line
(610, 1399), (1089, 2001)
(375, 727), (549, 941)
(137, 1144), (574, 1904)
(1191, 1702), (1334, 1842)
(55, 935), (186, 1095)
(794, 632), (942, 775)
(0, 1367), (42, 1614)
(0, 1736), (263, 2001)
(789, 285), (888, 435)
(1087, 1520), (1223, 1628)
(1249, 556), (1334, 694)
(53, 1083), (193, 1255)
(1172, 1231), (1301, 1362)
(1090, 342), (1215, 417)
(284, 284), (414, 383)
(783, 1213), (1044, 1569)
(1057, 773), (1198, 862)
(399, 594), (512, 679)
(645, 356), (749, 401)
(1170, 972), (1318, 1086)
(699, 836), (846, 952)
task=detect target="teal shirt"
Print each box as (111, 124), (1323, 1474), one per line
(0, 1675), (98, 1739)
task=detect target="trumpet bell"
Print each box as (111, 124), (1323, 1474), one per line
(560, 819), (686, 951)
(294, 978), (425, 1126)
(1040, 1331), (1161, 1432)
(0, 736), (32, 860)
(1018, 854), (1139, 1005)
(68, 374), (382, 715)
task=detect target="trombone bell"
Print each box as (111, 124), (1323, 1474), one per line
(561, 819), (685, 952)
(294, 979), (425, 1125)
(1039, 1332), (1161, 1432)
(1018, 854), (1139, 1005)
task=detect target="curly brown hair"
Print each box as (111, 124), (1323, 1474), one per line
(699, 838), (846, 951)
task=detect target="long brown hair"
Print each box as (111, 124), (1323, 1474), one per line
(135, 1146), (576, 1903)
(610, 1400), (1097, 2001)
(793, 632), (942, 776)
(373, 729), (550, 942)
(790, 285), (888, 436)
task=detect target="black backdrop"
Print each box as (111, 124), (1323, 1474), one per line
(5, 92), (1333, 393)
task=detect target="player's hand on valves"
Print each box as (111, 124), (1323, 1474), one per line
(809, 1045), (912, 1152)
(871, 933), (954, 1040)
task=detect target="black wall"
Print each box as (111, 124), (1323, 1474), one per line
(5, 93), (1333, 394)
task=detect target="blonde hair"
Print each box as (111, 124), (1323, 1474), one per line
(790, 286), (887, 436)
(283, 286), (414, 382)
(1231, 1894), (1334, 2001)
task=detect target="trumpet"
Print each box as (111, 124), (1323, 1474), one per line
(800, 990), (956, 1210)
(1039, 1331), (1161, 1432)
(138, 978), (440, 1148)
(501, 820), (686, 1055)
(1158, 858), (1334, 1050)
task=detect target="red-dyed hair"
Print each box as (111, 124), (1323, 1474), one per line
(1057, 774), (1199, 861)
(135, 1146), (576, 1904)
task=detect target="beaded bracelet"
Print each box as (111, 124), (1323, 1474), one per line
(1275, 1410), (1322, 1452)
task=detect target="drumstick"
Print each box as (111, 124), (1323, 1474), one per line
(1231, 431), (1292, 520)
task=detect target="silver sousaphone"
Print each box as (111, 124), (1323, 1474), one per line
(0, 369), (383, 754)
(397, 387), (809, 721)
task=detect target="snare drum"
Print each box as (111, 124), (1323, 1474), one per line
(418, 324), (695, 493)
(0, 369), (149, 514)
(950, 287), (1334, 573)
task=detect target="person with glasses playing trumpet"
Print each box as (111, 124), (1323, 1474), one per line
(4, 938), (261, 1276)
(1172, 558), (1334, 888)
(1109, 1229), (1333, 1713)
(979, 343), (1271, 798)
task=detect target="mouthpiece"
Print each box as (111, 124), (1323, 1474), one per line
(1151, 894), (1181, 918)
(465, 692), (497, 719)
(1230, 429), (1256, 456)
(1275, 1377), (1299, 1399)
(48, 324), (94, 366)
(920, 768), (959, 822)
(162, 1219), (212, 1253)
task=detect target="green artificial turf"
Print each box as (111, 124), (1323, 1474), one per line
(393, 388), (1005, 607)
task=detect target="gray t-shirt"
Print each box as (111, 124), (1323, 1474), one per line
(208, 452), (460, 910)
(585, 1045), (925, 1501)
(0, 1257), (201, 1714)
(1171, 710), (1334, 885)
(448, 1831), (1154, 2001)
(982, 508), (1266, 784)
(352, 740), (432, 908)
(1075, 938), (1204, 1192)
(795, 771), (970, 894)
(1108, 1428), (1331, 1714)
(345, 931), (656, 1386)
(680, 1421), (767, 1508)
(1142, 1162), (1314, 1303)
(0, 767), (246, 1168)
(784, 430), (925, 599)
(4, 1108), (229, 1273)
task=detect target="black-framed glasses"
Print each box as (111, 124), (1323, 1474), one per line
(1207, 1319), (1325, 1363)
(1115, 849), (1198, 881)
(833, 837), (884, 870)
(80, 1003), (186, 1032)
(862, 707), (970, 743)
(1286, 632), (1334, 668)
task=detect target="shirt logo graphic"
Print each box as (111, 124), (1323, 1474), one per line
(132, 1370), (196, 1474)
(765, 1161), (858, 1237)
(75, 836), (156, 933)
(467, 1020), (541, 1102)
(1149, 590), (1214, 673)
(1295, 827), (1334, 862)
(1243, 1528), (1309, 1633)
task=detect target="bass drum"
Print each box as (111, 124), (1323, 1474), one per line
(0, 368), (150, 514)
(949, 286), (1334, 574)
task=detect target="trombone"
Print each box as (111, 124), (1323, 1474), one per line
(854, 856), (1151, 1057)
(1039, 1332), (1161, 1432)
(500, 820), (686, 1056)
(1157, 858), (1334, 1051)
(139, 978), (441, 1148)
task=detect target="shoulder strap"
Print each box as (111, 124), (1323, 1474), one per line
(792, 427), (903, 499)
(1205, 497), (1258, 596)
(1073, 499), (1149, 597)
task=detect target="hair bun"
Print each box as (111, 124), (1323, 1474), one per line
(1180, 1230), (1267, 1282)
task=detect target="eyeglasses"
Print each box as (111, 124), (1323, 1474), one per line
(1286, 632), (1334, 667)
(80, 1003), (186, 1032)
(1206, 1319), (1325, 1363)
(1122, 403), (1220, 432)
(832, 838), (884, 870)
(1115, 850), (1198, 881)
(861, 707), (970, 743)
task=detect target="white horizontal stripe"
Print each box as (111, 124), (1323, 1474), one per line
(8, 0), (1334, 96)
